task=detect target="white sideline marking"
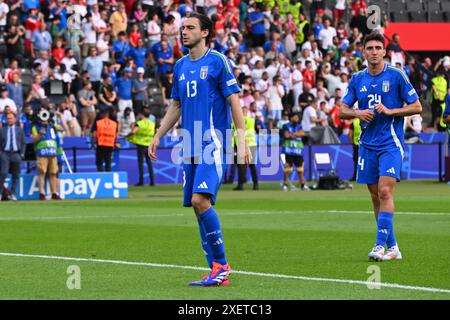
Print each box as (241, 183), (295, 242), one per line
(0, 210), (448, 221)
(0, 252), (449, 294)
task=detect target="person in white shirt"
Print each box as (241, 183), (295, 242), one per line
(0, 0), (9, 30)
(291, 60), (303, 109)
(0, 86), (17, 114)
(147, 13), (161, 49)
(249, 47), (265, 67)
(81, 14), (97, 58)
(96, 32), (111, 62)
(267, 76), (285, 129)
(265, 58), (280, 82)
(255, 71), (271, 98)
(318, 18), (337, 52)
(301, 99), (321, 134)
(61, 48), (79, 80)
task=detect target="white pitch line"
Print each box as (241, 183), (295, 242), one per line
(0, 252), (449, 294)
(0, 210), (449, 221)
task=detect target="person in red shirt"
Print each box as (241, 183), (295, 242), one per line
(52, 38), (65, 66)
(129, 23), (142, 47)
(329, 97), (343, 135)
(25, 8), (42, 54)
(352, 0), (367, 17)
(302, 60), (316, 88)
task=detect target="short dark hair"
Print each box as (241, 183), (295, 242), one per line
(363, 31), (385, 48)
(188, 13), (214, 44)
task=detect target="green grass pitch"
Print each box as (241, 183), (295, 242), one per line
(0, 180), (449, 299)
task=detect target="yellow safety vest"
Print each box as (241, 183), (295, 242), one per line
(432, 76), (448, 101)
(352, 118), (361, 146)
(264, 0), (276, 8)
(245, 116), (257, 147)
(278, 0), (290, 15)
(127, 118), (155, 147)
(290, 2), (302, 24)
(296, 20), (309, 44)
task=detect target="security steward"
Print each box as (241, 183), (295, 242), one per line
(91, 107), (118, 172)
(127, 106), (155, 186)
(233, 106), (259, 191)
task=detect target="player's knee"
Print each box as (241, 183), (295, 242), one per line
(284, 165), (293, 173)
(191, 194), (210, 212)
(378, 186), (393, 202)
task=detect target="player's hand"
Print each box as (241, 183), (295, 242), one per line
(356, 109), (375, 123)
(374, 103), (393, 116)
(148, 136), (160, 161)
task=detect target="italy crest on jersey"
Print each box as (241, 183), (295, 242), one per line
(200, 66), (208, 79)
(382, 80), (390, 93)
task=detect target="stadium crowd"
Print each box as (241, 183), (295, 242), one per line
(0, 0), (448, 143)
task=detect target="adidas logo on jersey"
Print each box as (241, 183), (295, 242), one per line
(386, 167), (396, 174)
(360, 86), (367, 92)
(378, 228), (388, 235)
(179, 73), (185, 81)
(197, 181), (208, 189)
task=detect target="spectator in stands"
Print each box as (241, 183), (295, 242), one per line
(249, 3), (266, 48)
(318, 18), (337, 56)
(116, 67), (134, 112)
(147, 13), (162, 50)
(50, 0), (69, 31)
(126, 38), (150, 69)
(7, 73), (23, 112)
(63, 18), (85, 63)
(98, 74), (117, 113)
(302, 60), (316, 88)
(154, 39), (174, 80)
(4, 23), (25, 66)
(132, 67), (149, 115)
(109, 2), (128, 38)
(112, 31), (130, 66)
(267, 75), (285, 129)
(301, 98), (320, 142)
(82, 47), (103, 93)
(386, 34), (405, 67)
(77, 80), (97, 136)
(81, 13), (97, 59)
(405, 114), (423, 143)
(350, 7), (370, 36)
(25, 75), (48, 112)
(0, 85), (17, 114)
(329, 97), (343, 136)
(30, 20), (52, 59)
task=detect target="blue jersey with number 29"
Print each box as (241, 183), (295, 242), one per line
(343, 64), (419, 151)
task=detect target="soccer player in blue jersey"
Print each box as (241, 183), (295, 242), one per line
(148, 13), (250, 286)
(339, 32), (422, 261)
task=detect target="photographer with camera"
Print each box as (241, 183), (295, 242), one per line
(31, 108), (61, 201)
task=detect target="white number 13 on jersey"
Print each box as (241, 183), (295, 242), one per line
(368, 94), (381, 110)
(186, 80), (197, 98)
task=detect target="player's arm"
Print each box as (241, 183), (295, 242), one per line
(148, 99), (181, 161)
(339, 103), (375, 122)
(228, 93), (251, 165)
(375, 99), (422, 117)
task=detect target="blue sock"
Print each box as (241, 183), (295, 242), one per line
(198, 207), (227, 266)
(376, 212), (393, 247)
(197, 219), (213, 268)
(386, 215), (397, 248)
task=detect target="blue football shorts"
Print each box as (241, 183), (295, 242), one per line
(356, 144), (403, 185)
(182, 150), (226, 207)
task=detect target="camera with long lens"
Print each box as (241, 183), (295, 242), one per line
(38, 109), (51, 122)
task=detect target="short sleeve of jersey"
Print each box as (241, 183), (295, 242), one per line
(171, 61), (180, 101)
(217, 56), (240, 98)
(397, 69), (419, 105)
(342, 73), (357, 107)
(444, 94), (450, 118)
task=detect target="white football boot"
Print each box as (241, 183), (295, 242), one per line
(368, 245), (385, 262)
(383, 245), (402, 261)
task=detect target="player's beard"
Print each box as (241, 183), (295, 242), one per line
(183, 36), (203, 49)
